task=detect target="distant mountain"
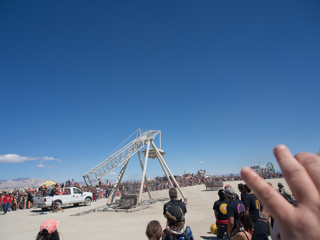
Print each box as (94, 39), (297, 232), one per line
(0, 180), (7, 183)
(12, 178), (29, 181)
(0, 178), (47, 190)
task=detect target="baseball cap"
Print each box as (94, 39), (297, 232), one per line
(165, 205), (184, 222)
(40, 219), (60, 234)
(224, 187), (236, 198)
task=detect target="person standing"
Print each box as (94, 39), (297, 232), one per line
(224, 187), (245, 238)
(3, 192), (11, 214)
(27, 191), (33, 209)
(163, 188), (187, 220)
(0, 193), (3, 212)
(163, 205), (194, 240)
(251, 209), (270, 240)
(23, 194), (27, 210)
(213, 189), (229, 240)
(238, 183), (246, 202)
(243, 184), (260, 226)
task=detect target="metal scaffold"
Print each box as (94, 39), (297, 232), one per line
(82, 129), (186, 206)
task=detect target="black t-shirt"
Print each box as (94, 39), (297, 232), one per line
(227, 199), (245, 229)
(243, 193), (260, 223)
(213, 199), (229, 221)
(251, 220), (269, 240)
(163, 199), (187, 215)
(240, 192), (246, 202)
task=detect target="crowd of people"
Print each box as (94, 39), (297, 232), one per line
(0, 189), (34, 214)
(0, 170), (282, 215)
(142, 145), (320, 240)
(5, 144), (320, 240)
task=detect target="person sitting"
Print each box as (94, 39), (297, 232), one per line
(36, 219), (60, 240)
(240, 144), (320, 240)
(163, 205), (194, 240)
(146, 220), (163, 240)
(231, 212), (253, 240)
(51, 200), (62, 212)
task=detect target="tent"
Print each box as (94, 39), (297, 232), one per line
(41, 180), (56, 186)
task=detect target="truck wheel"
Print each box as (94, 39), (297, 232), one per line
(84, 197), (91, 206)
(74, 203), (79, 207)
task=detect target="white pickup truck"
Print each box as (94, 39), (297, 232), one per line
(33, 187), (93, 210)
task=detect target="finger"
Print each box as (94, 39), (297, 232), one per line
(294, 152), (320, 193)
(241, 167), (294, 221)
(273, 145), (319, 203)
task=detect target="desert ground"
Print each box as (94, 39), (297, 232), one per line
(1, 178), (289, 239)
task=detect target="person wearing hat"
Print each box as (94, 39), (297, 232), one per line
(224, 187), (245, 239)
(213, 189), (229, 240)
(163, 205), (194, 240)
(36, 219), (60, 240)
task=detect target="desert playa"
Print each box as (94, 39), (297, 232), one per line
(1, 179), (288, 240)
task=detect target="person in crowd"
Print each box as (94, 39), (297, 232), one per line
(12, 194), (17, 211)
(213, 189), (229, 240)
(23, 193), (27, 209)
(36, 219), (60, 240)
(243, 184), (260, 226)
(146, 220), (163, 240)
(163, 188), (187, 220)
(251, 208), (270, 240)
(231, 212), (253, 240)
(163, 205), (194, 240)
(277, 182), (296, 205)
(270, 220), (281, 240)
(224, 187), (245, 238)
(0, 193), (3, 212)
(51, 200), (62, 212)
(3, 192), (11, 214)
(241, 144), (320, 240)
(277, 183), (284, 193)
(27, 190), (33, 209)
(237, 184), (246, 202)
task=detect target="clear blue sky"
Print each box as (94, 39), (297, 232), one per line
(1, 1), (319, 183)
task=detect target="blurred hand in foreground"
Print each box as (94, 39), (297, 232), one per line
(241, 144), (320, 240)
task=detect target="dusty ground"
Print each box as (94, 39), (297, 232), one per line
(0, 178), (288, 239)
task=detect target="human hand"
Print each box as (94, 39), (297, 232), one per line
(241, 145), (320, 240)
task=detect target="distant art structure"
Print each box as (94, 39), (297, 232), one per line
(82, 129), (186, 207)
(250, 162), (275, 175)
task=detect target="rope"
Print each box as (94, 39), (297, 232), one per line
(93, 129), (139, 166)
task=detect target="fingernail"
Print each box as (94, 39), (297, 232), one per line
(241, 167), (250, 173)
(274, 144), (285, 153)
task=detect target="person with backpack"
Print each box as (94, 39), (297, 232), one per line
(163, 205), (194, 240)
